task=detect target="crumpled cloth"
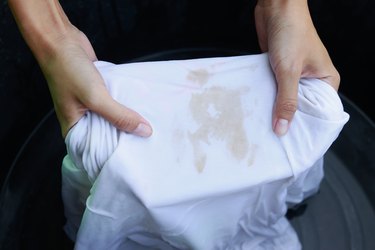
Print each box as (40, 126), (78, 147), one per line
(61, 53), (349, 250)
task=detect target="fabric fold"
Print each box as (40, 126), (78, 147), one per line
(280, 78), (349, 177)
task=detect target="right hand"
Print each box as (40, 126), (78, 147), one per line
(39, 27), (153, 138)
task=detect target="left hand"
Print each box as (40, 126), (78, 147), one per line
(254, 0), (340, 136)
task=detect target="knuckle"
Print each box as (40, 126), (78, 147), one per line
(113, 116), (136, 131)
(82, 90), (100, 108)
(333, 69), (341, 87)
(81, 83), (108, 108)
(274, 59), (300, 77)
(278, 99), (298, 116)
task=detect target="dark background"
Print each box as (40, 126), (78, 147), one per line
(0, 0), (374, 184)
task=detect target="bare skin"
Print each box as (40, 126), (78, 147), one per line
(8, 0), (152, 138)
(8, 0), (339, 138)
(255, 0), (340, 136)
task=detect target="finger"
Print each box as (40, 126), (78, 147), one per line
(90, 90), (153, 137)
(303, 48), (341, 92)
(272, 64), (300, 137)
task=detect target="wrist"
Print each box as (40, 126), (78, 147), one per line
(256, 0), (308, 8)
(255, 0), (312, 27)
(8, 0), (74, 63)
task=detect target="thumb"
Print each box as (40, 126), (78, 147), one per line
(92, 91), (153, 137)
(272, 65), (300, 137)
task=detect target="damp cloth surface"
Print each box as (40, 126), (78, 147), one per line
(61, 53), (349, 250)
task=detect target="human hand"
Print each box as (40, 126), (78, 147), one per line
(254, 0), (340, 136)
(39, 27), (153, 138)
(8, 0), (152, 139)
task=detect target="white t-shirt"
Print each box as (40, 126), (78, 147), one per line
(61, 53), (349, 250)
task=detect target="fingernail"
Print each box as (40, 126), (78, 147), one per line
(133, 123), (153, 137)
(275, 119), (289, 137)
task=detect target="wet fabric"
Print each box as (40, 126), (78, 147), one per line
(61, 53), (349, 249)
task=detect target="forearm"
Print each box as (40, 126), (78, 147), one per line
(8, 0), (73, 62)
(256, 0), (308, 8)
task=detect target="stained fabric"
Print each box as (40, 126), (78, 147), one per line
(61, 53), (349, 249)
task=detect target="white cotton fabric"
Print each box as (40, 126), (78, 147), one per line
(61, 53), (349, 250)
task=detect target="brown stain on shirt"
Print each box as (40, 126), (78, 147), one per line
(247, 144), (258, 167)
(187, 69), (210, 85)
(188, 84), (255, 172)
